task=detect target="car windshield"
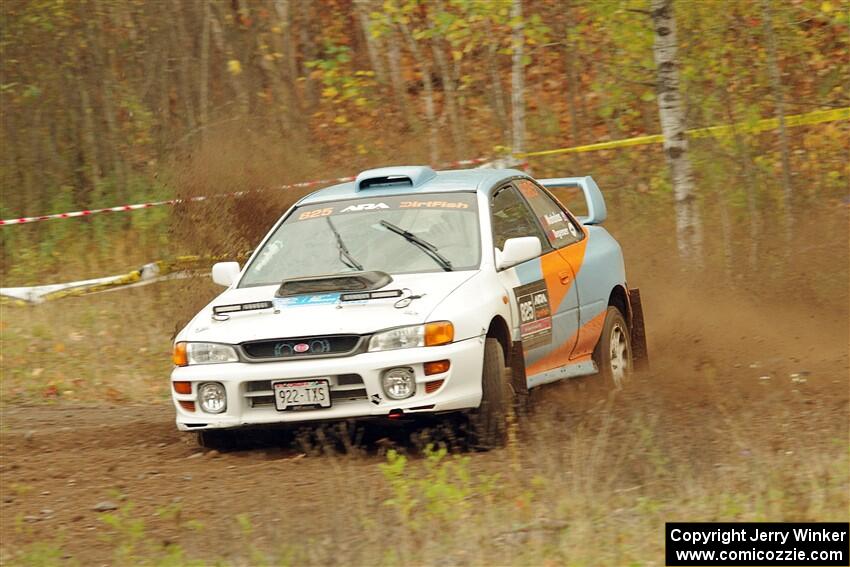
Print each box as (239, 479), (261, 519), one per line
(239, 192), (480, 287)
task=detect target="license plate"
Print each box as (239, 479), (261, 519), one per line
(272, 379), (331, 411)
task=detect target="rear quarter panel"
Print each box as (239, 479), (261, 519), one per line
(571, 225), (627, 359)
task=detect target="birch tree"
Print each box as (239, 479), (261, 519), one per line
(398, 20), (439, 164)
(561, 1), (582, 162)
(651, 0), (701, 263)
(760, 0), (793, 240)
(198, 0), (211, 146)
(510, 0), (526, 155)
(354, 0), (387, 85)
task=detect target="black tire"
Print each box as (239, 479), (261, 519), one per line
(468, 338), (511, 449)
(197, 429), (239, 451)
(592, 306), (633, 390)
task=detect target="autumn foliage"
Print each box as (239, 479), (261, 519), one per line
(0, 0), (847, 282)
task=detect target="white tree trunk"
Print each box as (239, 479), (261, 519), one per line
(399, 21), (439, 164)
(484, 18), (509, 147)
(199, 0), (211, 145)
(651, 0), (702, 263)
(387, 28), (411, 126)
(270, 0), (302, 134)
(298, 0), (319, 109)
(272, 0), (299, 82)
(761, 0), (793, 242)
(431, 41), (463, 154)
(209, 4), (249, 115)
(510, 0), (525, 155)
(354, 0), (387, 84)
(562, 2), (582, 165)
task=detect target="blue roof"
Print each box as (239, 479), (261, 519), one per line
(298, 167), (526, 205)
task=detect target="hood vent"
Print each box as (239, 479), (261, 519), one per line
(355, 166), (436, 191)
(275, 271), (393, 297)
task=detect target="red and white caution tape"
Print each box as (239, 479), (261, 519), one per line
(1, 156), (495, 226)
(0, 157), (529, 304)
(1, 199), (177, 226)
(0, 176), (356, 226)
(5, 104), (848, 227)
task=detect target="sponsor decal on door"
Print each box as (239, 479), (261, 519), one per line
(514, 280), (552, 350)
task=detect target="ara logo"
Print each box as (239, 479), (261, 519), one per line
(341, 203), (389, 212)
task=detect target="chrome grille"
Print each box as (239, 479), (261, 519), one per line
(241, 335), (362, 360)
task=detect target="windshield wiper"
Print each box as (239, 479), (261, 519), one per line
(379, 220), (453, 272)
(326, 217), (363, 271)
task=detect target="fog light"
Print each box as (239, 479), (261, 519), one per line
(198, 382), (227, 414)
(382, 367), (415, 400)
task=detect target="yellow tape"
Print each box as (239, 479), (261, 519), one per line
(517, 107), (850, 159)
(0, 295), (29, 307)
(1, 251), (253, 305)
(41, 270), (143, 302)
(3, 106), (847, 305)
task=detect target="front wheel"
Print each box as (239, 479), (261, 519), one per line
(467, 338), (511, 449)
(592, 306), (633, 390)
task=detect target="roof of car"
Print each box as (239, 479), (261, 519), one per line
(297, 167), (527, 205)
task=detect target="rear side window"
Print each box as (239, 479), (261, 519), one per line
(491, 185), (549, 251)
(515, 179), (583, 248)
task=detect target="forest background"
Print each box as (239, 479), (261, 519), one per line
(1, 0), (847, 288)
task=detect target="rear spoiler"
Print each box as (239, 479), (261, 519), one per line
(538, 176), (607, 225)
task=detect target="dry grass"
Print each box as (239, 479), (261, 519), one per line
(0, 278), (217, 406)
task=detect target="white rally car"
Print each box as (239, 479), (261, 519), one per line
(171, 166), (647, 448)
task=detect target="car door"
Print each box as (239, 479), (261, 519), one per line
(491, 183), (578, 386)
(511, 179), (587, 380)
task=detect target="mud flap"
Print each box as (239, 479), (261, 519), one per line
(509, 341), (530, 414)
(628, 288), (649, 371)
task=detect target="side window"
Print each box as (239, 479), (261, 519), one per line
(515, 179), (583, 248)
(491, 185), (549, 251)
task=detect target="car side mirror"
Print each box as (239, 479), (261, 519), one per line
(497, 237), (542, 270)
(211, 262), (240, 287)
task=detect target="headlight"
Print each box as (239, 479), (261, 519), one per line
(382, 367), (416, 400)
(173, 342), (239, 366)
(198, 382), (227, 413)
(368, 321), (454, 352)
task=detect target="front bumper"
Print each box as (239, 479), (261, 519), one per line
(170, 336), (486, 431)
